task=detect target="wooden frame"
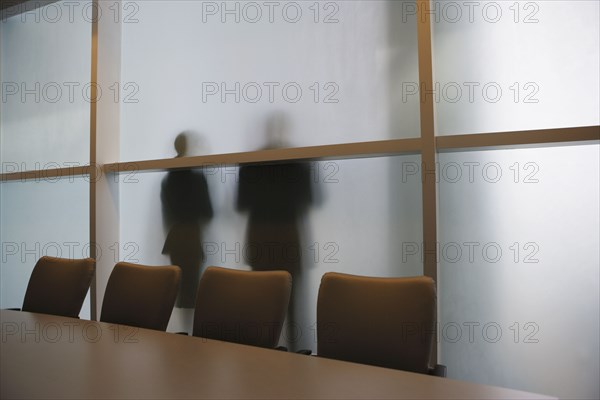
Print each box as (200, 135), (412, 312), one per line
(88, 0), (99, 319)
(3, 126), (597, 182)
(102, 139), (422, 175)
(437, 126), (599, 151)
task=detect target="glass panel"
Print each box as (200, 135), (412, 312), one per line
(432, 0), (600, 135)
(1, 0), (92, 168)
(0, 176), (91, 319)
(438, 144), (600, 399)
(119, 154), (422, 350)
(120, 0), (420, 161)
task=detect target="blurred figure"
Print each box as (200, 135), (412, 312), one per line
(237, 112), (313, 349)
(162, 132), (213, 308)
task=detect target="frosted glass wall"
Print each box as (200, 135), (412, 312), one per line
(438, 144), (600, 399)
(432, 1), (600, 135)
(1, 0), (91, 167)
(120, 0), (420, 161)
(0, 1), (93, 318)
(120, 155), (422, 350)
(0, 177), (91, 319)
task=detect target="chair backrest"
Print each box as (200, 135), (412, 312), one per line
(22, 256), (96, 318)
(100, 262), (181, 331)
(317, 272), (436, 374)
(193, 266), (291, 348)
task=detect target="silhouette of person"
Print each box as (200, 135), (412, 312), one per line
(161, 132), (213, 308)
(237, 113), (313, 348)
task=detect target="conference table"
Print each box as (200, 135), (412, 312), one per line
(1, 310), (555, 399)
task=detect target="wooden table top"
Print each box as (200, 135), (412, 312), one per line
(1, 310), (555, 399)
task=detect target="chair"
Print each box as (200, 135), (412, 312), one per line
(317, 272), (447, 377)
(192, 266), (291, 349)
(19, 256), (95, 318)
(100, 262), (181, 331)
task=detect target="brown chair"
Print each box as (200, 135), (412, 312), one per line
(317, 272), (446, 377)
(100, 262), (181, 331)
(20, 256), (95, 318)
(192, 266), (291, 348)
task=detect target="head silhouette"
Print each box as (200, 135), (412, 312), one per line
(174, 133), (188, 158)
(174, 131), (206, 157)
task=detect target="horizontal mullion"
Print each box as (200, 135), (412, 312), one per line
(436, 126), (599, 151)
(0, 166), (91, 183)
(2, 127), (597, 181)
(104, 138), (422, 174)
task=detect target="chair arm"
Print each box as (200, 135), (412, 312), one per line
(429, 364), (447, 377)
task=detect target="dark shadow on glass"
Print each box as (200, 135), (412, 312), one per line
(161, 132), (213, 308)
(237, 112), (314, 349)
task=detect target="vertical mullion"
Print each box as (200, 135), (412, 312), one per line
(417, 0), (438, 282)
(416, 0), (439, 363)
(88, 0), (99, 320)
